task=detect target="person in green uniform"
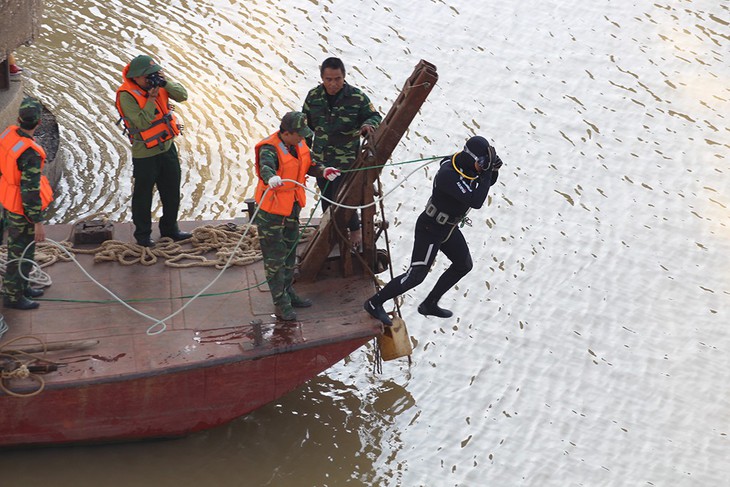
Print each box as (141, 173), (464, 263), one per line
(302, 57), (382, 247)
(0, 97), (53, 310)
(254, 112), (341, 321)
(115, 54), (191, 247)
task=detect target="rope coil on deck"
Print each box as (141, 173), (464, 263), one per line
(0, 336), (54, 398)
(0, 223), (315, 272)
(0, 155), (440, 340)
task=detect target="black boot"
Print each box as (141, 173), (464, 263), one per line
(275, 305), (297, 321)
(364, 298), (392, 326)
(4, 296), (40, 310)
(288, 288), (312, 308)
(24, 287), (45, 298)
(417, 300), (453, 318)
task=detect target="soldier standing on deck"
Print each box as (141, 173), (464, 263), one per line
(0, 97), (54, 310)
(115, 54), (191, 248)
(254, 112), (342, 321)
(302, 57), (382, 248)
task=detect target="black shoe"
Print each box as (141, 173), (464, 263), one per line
(136, 238), (156, 247)
(4, 296), (40, 310)
(162, 231), (192, 241)
(288, 289), (312, 308)
(364, 299), (392, 326)
(417, 301), (453, 318)
(275, 306), (297, 321)
(24, 287), (45, 298)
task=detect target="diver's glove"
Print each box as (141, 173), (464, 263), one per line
(491, 154), (503, 171)
(478, 146), (502, 172)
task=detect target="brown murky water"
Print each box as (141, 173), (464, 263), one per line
(2, 0), (729, 485)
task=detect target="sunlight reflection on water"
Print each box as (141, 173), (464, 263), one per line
(5, 0), (729, 485)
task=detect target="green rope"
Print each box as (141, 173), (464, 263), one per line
(36, 154), (447, 305)
(340, 154), (448, 173)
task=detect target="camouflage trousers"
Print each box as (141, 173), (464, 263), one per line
(3, 211), (36, 302)
(255, 208), (300, 310)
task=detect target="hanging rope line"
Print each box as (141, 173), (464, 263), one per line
(0, 153), (446, 336)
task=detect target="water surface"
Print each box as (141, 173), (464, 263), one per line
(3, 0), (729, 485)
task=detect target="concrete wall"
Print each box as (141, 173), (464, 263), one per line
(0, 71), (22, 129)
(0, 0), (44, 62)
(1, 0), (43, 129)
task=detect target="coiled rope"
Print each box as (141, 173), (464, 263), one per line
(0, 155), (443, 337)
(0, 335), (55, 397)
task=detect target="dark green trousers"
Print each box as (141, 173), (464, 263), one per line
(255, 207), (300, 310)
(132, 143), (182, 240)
(3, 211), (35, 302)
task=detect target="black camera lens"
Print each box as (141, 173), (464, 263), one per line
(146, 72), (167, 88)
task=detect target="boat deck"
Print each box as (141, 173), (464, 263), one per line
(1, 220), (381, 390)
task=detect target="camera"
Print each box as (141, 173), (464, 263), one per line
(146, 72), (167, 88)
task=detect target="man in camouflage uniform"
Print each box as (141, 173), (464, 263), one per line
(302, 57), (382, 247)
(0, 97), (53, 310)
(254, 112), (341, 321)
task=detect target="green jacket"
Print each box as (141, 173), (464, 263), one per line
(302, 83), (381, 169)
(118, 80), (188, 159)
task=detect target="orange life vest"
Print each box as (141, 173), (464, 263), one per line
(254, 133), (313, 216)
(0, 126), (54, 216)
(115, 65), (181, 149)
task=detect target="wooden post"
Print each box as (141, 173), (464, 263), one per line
(298, 60), (438, 281)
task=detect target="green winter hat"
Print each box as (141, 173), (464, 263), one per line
(280, 111), (313, 138)
(18, 97), (42, 126)
(126, 55), (162, 78)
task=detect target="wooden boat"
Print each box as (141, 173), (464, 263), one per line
(0, 220), (382, 447)
(0, 60), (438, 448)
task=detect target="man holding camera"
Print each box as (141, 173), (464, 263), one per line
(115, 54), (190, 247)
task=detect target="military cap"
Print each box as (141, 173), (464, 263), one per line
(18, 97), (42, 126)
(280, 111), (313, 138)
(126, 55), (162, 78)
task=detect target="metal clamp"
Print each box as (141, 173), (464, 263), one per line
(425, 200), (458, 225)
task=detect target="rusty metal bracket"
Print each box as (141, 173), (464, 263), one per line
(298, 60), (438, 281)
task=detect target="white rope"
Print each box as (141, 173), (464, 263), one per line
(296, 160), (432, 210)
(0, 315), (7, 341)
(0, 254), (53, 288)
(2, 159), (434, 337)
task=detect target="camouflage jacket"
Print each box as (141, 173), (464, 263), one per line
(302, 83), (381, 169)
(16, 130), (45, 223)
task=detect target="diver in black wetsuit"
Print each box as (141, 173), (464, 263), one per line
(364, 135), (503, 326)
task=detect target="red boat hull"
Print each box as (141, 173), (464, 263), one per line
(0, 222), (381, 448)
(1, 336), (369, 447)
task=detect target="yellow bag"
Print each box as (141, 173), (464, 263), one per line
(378, 316), (412, 361)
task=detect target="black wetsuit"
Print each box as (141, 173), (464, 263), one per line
(372, 154), (500, 307)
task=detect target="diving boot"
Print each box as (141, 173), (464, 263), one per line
(275, 305), (297, 322)
(417, 300), (453, 318)
(288, 288), (312, 308)
(364, 299), (392, 326)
